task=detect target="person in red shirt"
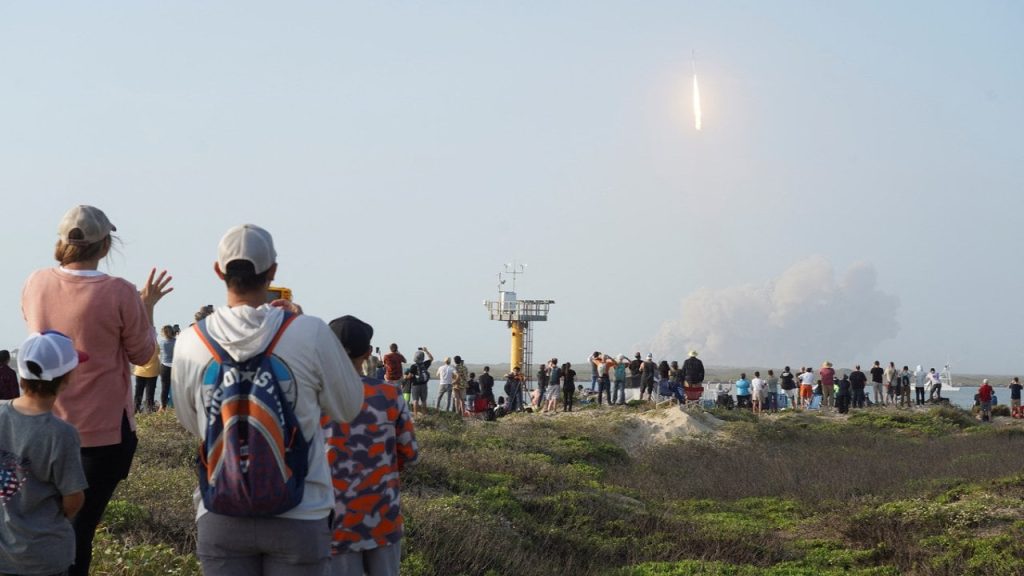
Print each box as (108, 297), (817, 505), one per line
(382, 343), (406, 386)
(819, 361), (836, 410)
(977, 379), (994, 422)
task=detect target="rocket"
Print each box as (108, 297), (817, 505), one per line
(692, 50), (702, 131)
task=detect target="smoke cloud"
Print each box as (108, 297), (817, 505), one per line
(651, 256), (900, 366)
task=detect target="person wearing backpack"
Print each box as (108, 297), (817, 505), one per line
(172, 224), (363, 575)
(410, 348), (432, 418)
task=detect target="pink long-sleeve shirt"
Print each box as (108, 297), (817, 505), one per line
(22, 268), (155, 447)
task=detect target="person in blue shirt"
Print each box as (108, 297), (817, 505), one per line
(735, 373), (752, 409)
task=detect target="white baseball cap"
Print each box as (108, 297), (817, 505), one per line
(58, 205), (116, 246)
(17, 331), (89, 381)
(217, 224), (276, 274)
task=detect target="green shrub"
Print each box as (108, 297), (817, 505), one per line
(91, 528), (200, 576)
(992, 404), (1012, 417)
(102, 499), (149, 533)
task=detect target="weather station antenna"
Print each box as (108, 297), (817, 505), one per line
(483, 262), (554, 388)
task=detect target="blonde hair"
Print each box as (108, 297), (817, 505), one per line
(54, 234), (114, 266)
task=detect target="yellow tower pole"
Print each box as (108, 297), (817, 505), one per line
(509, 321), (525, 371)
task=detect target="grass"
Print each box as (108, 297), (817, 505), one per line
(95, 406), (1024, 575)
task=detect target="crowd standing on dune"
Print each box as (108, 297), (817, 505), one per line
(1, 205), (1020, 576)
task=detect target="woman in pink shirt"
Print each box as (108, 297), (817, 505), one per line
(21, 205), (172, 576)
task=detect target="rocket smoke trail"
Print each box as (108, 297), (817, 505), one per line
(692, 51), (702, 131)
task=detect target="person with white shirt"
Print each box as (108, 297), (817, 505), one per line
(436, 357), (456, 412)
(172, 224), (363, 575)
(751, 371), (766, 415)
(799, 367), (816, 409)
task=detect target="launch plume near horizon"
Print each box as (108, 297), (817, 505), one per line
(651, 256), (900, 366)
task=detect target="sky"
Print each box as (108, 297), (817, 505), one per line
(1, 1), (1022, 374)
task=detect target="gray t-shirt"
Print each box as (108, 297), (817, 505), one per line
(0, 401), (87, 575)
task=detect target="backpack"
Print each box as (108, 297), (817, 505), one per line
(193, 313), (308, 517)
(417, 362), (430, 385)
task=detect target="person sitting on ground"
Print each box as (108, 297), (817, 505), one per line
(0, 331), (88, 576)
(657, 360), (684, 404)
(494, 396), (508, 418)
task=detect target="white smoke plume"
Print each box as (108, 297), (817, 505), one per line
(651, 256), (900, 366)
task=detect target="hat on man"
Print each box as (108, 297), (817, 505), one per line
(58, 205), (116, 246)
(689, 350), (699, 357)
(328, 315), (374, 359)
(17, 330), (89, 381)
(217, 224), (276, 274)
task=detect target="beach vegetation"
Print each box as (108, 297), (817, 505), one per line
(92, 406), (1024, 575)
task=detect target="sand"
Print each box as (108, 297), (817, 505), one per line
(620, 406), (724, 450)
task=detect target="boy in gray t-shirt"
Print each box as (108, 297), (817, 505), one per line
(0, 331), (88, 576)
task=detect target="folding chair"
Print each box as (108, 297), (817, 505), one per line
(683, 386), (704, 410)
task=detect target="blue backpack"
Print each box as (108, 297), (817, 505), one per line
(193, 313), (307, 517)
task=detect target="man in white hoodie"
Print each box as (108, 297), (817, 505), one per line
(172, 224), (363, 576)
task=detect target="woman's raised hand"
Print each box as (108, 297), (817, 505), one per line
(141, 268), (174, 310)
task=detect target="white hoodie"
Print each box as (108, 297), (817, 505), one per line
(172, 304), (363, 521)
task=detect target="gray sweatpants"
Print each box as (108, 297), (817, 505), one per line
(197, 513), (332, 576)
(330, 543), (401, 576)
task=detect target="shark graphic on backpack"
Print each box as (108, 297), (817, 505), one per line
(192, 313), (308, 516)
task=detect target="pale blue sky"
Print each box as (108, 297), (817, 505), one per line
(2, 2), (1021, 373)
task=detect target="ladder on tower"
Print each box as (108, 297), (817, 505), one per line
(522, 321), (534, 390)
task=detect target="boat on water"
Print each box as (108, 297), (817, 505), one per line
(941, 364), (960, 392)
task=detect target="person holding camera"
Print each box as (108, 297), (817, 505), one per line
(410, 347), (432, 418)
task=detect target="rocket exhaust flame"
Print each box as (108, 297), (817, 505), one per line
(693, 74), (702, 131)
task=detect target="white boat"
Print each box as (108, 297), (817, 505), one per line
(941, 364), (959, 392)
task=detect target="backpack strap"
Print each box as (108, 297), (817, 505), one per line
(266, 312), (297, 356)
(194, 319), (229, 363)
(193, 311), (297, 363)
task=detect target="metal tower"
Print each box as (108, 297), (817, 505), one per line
(483, 263), (554, 385)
